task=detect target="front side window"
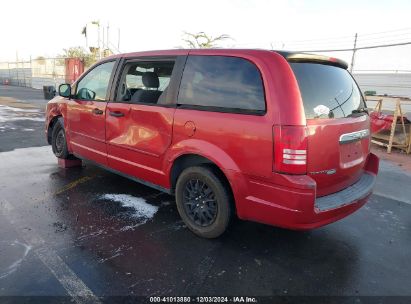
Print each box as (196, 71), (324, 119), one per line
(116, 60), (175, 104)
(178, 56), (266, 113)
(76, 61), (115, 101)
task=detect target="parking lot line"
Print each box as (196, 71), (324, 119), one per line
(54, 175), (95, 196)
(2, 200), (101, 304)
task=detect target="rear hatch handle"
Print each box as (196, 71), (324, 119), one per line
(339, 129), (370, 144)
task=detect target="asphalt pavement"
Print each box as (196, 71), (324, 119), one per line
(0, 85), (47, 152)
(0, 85), (410, 303)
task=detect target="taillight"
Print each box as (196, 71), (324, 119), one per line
(273, 125), (308, 174)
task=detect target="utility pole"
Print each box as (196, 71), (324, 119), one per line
(96, 21), (101, 60)
(350, 33), (358, 73)
(29, 55), (32, 88)
(91, 21), (101, 58)
(118, 28), (121, 52)
(16, 51), (19, 86)
(102, 26), (105, 53)
(97, 23), (101, 59)
(107, 23), (110, 53)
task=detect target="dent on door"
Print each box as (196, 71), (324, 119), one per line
(105, 103), (175, 187)
(106, 105), (174, 157)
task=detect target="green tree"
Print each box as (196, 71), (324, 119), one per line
(35, 56), (46, 65)
(58, 46), (97, 67)
(182, 31), (232, 48)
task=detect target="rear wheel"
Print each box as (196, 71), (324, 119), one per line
(51, 118), (70, 159)
(175, 166), (233, 238)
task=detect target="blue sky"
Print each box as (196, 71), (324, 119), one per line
(1, 0), (410, 71)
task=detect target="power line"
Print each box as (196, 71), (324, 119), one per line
(279, 28), (411, 45)
(358, 32), (411, 42)
(276, 27), (411, 47)
(357, 27), (411, 37)
(285, 40), (355, 46)
(282, 34), (411, 48)
(354, 69), (411, 72)
(281, 36), (354, 44)
(298, 41), (411, 52)
(356, 39), (411, 47)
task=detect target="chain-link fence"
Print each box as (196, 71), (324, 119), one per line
(1, 50), (410, 99)
(0, 61), (32, 87)
(0, 57), (84, 90)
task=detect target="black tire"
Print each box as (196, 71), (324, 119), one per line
(51, 118), (70, 159)
(175, 166), (233, 238)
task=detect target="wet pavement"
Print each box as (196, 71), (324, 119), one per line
(0, 85), (411, 303)
(0, 85), (48, 152)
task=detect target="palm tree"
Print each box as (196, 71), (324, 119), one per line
(182, 31), (232, 48)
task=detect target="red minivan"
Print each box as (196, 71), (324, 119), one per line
(45, 49), (379, 238)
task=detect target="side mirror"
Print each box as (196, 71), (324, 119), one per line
(77, 87), (96, 100)
(59, 84), (71, 98)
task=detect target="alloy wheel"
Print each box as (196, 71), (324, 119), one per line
(182, 179), (218, 227)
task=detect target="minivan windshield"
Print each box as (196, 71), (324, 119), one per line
(290, 62), (366, 119)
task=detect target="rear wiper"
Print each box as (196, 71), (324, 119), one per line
(349, 108), (368, 116)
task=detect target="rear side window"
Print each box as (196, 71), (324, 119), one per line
(290, 63), (365, 119)
(178, 55), (265, 113)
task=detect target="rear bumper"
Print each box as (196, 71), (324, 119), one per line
(235, 153), (379, 230)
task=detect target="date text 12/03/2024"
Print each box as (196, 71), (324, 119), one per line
(149, 296), (258, 303)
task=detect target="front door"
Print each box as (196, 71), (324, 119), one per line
(105, 58), (180, 188)
(67, 60), (116, 165)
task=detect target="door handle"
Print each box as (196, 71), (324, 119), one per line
(109, 111), (125, 117)
(92, 108), (104, 115)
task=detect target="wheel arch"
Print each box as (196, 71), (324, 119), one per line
(169, 153), (236, 214)
(47, 115), (62, 144)
(167, 139), (240, 185)
(170, 154), (221, 189)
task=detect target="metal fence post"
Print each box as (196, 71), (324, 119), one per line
(23, 61), (26, 87)
(7, 62), (11, 83)
(53, 58), (57, 88)
(30, 56), (33, 88)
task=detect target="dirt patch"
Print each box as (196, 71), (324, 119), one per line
(0, 97), (38, 109)
(371, 144), (411, 173)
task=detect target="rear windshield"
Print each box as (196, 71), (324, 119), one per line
(290, 63), (365, 119)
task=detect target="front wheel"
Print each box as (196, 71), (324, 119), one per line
(175, 166), (233, 238)
(51, 118), (70, 159)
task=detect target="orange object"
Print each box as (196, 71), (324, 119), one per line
(65, 58), (84, 84)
